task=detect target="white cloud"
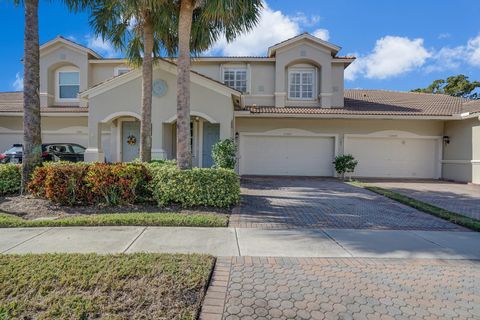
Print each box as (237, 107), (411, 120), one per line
(425, 46), (465, 73)
(12, 73), (23, 91)
(290, 12), (320, 27)
(424, 34), (480, 72)
(208, 2), (328, 56)
(466, 34), (480, 66)
(345, 36), (431, 80)
(312, 29), (329, 41)
(437, 33), (451, 40)
(85, 34), (118, 58)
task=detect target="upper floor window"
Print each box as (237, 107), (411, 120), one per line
(56, 67), (80, 101)
(288, 68), (315, 100)
(223, 69), (247, 92)
(114, 67), (131, 76)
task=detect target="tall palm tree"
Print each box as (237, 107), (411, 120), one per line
(18, 0), (42, 192)
(88, 0), (174, 162)
(175, 0), (263, 169)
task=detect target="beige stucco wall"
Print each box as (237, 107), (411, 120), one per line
(87, 65), (234, 162)
(90, 63), (130, 87)
(0, 115), (89, 153)
(443, 117), (480, 183)
(274, 42), (337, 108)
(40, 44), (89, 107)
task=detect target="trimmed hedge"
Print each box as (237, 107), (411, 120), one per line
(0, 164), (21, 195)
(29, 162), (150, 206)
(149, 163), (240, 208)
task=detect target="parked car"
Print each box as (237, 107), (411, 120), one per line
(0, 143), (86, 164)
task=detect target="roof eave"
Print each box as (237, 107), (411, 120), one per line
(234, 111), (459, 120)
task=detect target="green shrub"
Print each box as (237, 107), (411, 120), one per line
(0, 164), (21, 195)
(149, 159), (176, 166)
(211, 139), (236, 169)
(149, 164), (240, 208)
(333, 154), (358, 180)
(28, 162), (150, 206)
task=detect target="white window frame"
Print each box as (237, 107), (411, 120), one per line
(55, 66), (80, 102)
(114, 66), (131, 76)
(222, 68), (248, 93)
(288, 68), (316, 101)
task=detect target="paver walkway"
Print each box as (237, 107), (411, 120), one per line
(231, 177), (465, 230)
(200, 257), (480, 320)
(366, 179), (480, 221)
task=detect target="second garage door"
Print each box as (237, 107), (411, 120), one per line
(239, 134), (335, 176)
(345, 136), (440, 178)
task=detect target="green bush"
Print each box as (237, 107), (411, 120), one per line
(29, 162), (151, 206)
(0, 164), (21, 195)
(333, 154), (358, 180)
(148, 164), (240, 208)
(211, 139), (236, 169)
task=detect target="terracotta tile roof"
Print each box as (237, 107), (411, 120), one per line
(0, 92), (88, 113)
(462, 99), (480, 114)
(238, 90), (467, 117)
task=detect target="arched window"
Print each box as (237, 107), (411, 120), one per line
(288, 67), (316, 100)
(56, 66), (80, 101)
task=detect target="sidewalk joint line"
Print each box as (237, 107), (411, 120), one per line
(123, 226), (147, 253)
(2, 227), (54, 253)
(321, 229), (354, 257)
(409, 231), (444, 248)
(234, 228), (242, 256)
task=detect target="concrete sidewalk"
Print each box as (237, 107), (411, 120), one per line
(1, 226), (479, 259)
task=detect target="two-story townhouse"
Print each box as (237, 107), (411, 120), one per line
(1, 33), (479, 183)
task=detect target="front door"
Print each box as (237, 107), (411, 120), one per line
(202, 123), (220, 168)
(122, 121), (140, 162)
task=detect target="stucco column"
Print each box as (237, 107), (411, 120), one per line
(320, 64), (332, 108)
(151, 122), (166, 160)
(84, 121), (105, 162)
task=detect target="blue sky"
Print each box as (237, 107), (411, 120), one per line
(1, 0), (480, 92)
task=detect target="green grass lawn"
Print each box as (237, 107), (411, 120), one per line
(0, 212), (228, 228)
(0, 253), (214, 320)
(349, 181), (480, 232)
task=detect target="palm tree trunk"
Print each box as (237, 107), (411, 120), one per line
(140, 14), (153, 162)
(176, 0), (194, 169)
(21, 0), (42, 193)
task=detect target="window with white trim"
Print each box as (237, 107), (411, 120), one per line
(114, 67), (131, 76)
(288, 69), (315, 100)
(223, 69), (247, 92)
(56, 67), (80, 100)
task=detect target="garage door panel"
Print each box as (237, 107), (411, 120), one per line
(346, 137), (438, 178)
(240, 135), (334, 176)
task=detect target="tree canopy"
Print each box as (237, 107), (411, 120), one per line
(411, 74), (480, 99)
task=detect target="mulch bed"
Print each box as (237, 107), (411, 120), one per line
(0, 195), (230, 220)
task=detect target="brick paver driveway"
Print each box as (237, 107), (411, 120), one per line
(365, 179), (480, 221)
(230, 177), (464, 231)
(200, 257), (480, 320)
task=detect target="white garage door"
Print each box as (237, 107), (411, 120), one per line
(345, 137), (439, 178)
(239, 134), (335, 176)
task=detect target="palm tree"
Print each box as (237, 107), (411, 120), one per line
(175, 0), (263, 169)
(88, 0), (174, 162)
(17, 0), (42, 193)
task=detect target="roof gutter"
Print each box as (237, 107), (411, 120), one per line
(234, 111), (458, 120)
(0, 112), (88, 117)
